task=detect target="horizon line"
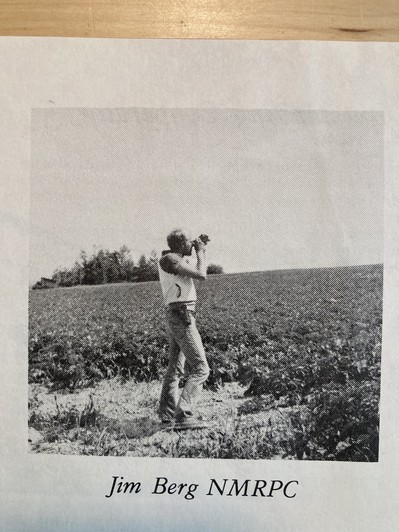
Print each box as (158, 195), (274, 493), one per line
(29, 262), (383, 288)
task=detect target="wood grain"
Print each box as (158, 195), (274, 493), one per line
(0, 0), (398, 40)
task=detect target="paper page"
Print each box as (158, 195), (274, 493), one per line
(0, 38), (398, 531)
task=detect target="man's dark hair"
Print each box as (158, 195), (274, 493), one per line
(167, 229), (189, 252)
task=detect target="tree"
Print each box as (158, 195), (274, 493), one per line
(207, 264), (224, 275)
(48, 245), (160, 287)
(118, 245), (135, 282)
(146, 250), (159, 281)
(135, 251), (159, 282)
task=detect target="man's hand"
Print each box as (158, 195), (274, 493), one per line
(193, 238), (206, 253)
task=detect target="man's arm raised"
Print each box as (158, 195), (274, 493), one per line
(175, 240), (207, 281)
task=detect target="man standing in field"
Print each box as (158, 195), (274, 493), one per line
(158, 229), (210, 430)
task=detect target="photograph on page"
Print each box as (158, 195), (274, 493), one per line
(28, 107), (383, 462)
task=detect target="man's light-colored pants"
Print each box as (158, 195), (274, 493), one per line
(159, 307), (209, 422)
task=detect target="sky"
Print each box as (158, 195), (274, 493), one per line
(29, 108), (384, 284)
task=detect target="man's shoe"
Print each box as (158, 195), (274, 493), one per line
(160, 419), (175, 430)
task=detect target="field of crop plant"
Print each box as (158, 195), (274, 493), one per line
(29, 264), (382, 461)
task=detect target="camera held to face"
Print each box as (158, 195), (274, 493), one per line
(191, 234), (210, 252)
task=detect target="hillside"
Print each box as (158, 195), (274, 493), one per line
(29, 264), (383, 460)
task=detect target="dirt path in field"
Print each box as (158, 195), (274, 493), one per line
(29, 379), (291, 459)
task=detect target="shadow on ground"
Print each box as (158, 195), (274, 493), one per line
(98, 415), (161, 439)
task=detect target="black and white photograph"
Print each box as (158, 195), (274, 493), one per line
(28, 107), (383, 461)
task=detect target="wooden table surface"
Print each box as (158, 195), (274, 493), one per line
(0, 0), (398, 41)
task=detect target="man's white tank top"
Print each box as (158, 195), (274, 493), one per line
(158, 252), (197, 306)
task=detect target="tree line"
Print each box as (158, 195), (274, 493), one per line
(33, 246), (224, 288)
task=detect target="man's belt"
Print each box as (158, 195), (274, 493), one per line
(168, 301), (196, 325)
(168, 301), (196, 309)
